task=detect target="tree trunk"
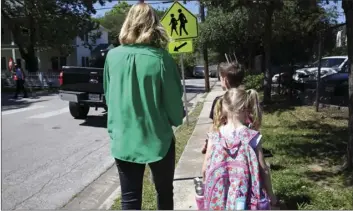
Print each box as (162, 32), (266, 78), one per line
(263, 6), (274, 104)
(200, 1), (210, 92)
(342, 0), (353, 170)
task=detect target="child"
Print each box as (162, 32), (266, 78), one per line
(201, 88), (277, 210)
(201, 62), (245, 154)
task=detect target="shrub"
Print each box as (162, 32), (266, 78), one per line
(244, 73), (264, 91)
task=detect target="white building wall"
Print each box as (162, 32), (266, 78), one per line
(2, 22), (109, 71)
(74, 26), (109, 67)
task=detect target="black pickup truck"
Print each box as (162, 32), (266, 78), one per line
(58, 49), (109, 119)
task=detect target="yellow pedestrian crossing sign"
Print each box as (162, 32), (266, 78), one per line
(161, 1), (199, 40)
(168, 40), (193, 54)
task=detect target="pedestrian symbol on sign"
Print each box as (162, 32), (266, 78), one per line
(161, 1), (198, 40)
(177, 9), (188, 36)
(169, 14), (178, 36)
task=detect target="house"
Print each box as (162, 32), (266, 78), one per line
(336, 25), (347, 48)
(1, 17), (110, 72)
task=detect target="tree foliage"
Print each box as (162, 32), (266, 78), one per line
(199, 0), (338, 67)
(1, 0), (109, 72)
(97, 1), (166, 45)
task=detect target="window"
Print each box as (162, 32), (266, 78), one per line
(86, 57), (89, 67)
(81, 33), (89, 43)
(60, 57), (67, 68)
(1, 57), (6, 70)
(310, 58), (345, 68)
(81, 56), (90, 67)
(341, 62), (348, 73)
(51, 57), (59, 70)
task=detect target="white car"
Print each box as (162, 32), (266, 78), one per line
(292, 56), (348, 83)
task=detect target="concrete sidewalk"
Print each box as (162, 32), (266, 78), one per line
(174, 82), (225, 210)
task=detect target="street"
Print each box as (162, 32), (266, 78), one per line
(1, 78), (217, 210)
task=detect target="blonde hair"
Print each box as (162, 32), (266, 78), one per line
(119, 3), (169, 48)
(213, 88), (262, 131)
(212, 97), (225, 131)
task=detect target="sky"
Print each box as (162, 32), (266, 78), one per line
(93, 1), (199, 18)
(93, 0), (345, 23)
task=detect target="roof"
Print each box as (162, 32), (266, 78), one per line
(322, 56), (348, 59)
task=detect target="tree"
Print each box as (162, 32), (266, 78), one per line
(96, 1), (131, 44)
(202, 0), (283, 103)
(199, 0), (336, 70)
(342, 0), (353, 169)
(97, 1), (166, 45)
(1, 0), (108, 72)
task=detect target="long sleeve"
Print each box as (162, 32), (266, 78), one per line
(103, 57), (110, 102)
(161, 52), (184, 127)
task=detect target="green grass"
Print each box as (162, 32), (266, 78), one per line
(111, 102), (204, 210)
(262, 105), (353, 210)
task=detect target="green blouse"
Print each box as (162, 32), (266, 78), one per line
(103, 44), (184, 164)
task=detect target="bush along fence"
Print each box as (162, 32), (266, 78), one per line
(1, 71), (61, 89)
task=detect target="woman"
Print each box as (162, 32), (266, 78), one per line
(103, 2), (184, 210)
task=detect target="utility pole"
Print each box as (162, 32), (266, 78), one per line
(199, 1), (210, 92)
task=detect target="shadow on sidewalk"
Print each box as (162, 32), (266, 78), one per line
(1, 98), (50, 111)
(79, 114), (107, 128)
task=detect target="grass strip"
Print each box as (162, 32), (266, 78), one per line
(262, 105), (352, 210)
(111, 102), (204, 210)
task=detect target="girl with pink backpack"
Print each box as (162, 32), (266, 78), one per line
(199, 87), (277, 210)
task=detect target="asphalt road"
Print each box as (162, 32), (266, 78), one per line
(1, 78), (217, 210)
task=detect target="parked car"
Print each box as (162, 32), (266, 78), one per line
(58, 49), (109, 119)
(292, 56), (348, 83)
(193, 65), (218, 78)
(272, 56), (348, 85)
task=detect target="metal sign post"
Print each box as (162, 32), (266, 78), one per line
(180, 54), (189, 125)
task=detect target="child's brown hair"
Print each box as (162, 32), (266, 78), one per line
(212, 62), (245, 131)
(218, 62), (245, 89)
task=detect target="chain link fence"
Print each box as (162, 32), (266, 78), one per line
(1, 71), (61, 89)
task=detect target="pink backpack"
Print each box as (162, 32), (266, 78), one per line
(204, 127), (269, 210)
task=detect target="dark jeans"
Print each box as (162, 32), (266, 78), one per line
(14, 79), (28, 98)
(115, 140), (175, 210)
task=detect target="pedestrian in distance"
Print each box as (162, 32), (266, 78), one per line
(13, 63), (28, 99)
(201, 87), (278, 210)
(103, 2), (184, 210)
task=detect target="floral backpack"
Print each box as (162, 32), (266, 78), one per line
(204, 127), (270, 210)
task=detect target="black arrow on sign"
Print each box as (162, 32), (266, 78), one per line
(174, 42), (188, 52)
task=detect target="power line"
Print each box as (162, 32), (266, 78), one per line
(95, 0), (199, 11)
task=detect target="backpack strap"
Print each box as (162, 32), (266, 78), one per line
(239, 127), (260, 145)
